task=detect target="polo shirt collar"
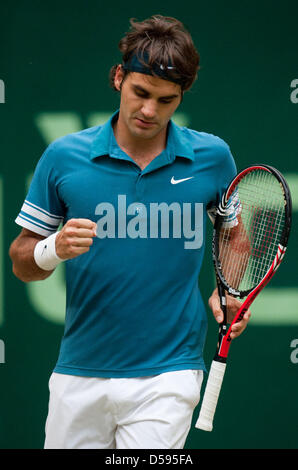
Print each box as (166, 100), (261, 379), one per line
(90, 110), (195, 163)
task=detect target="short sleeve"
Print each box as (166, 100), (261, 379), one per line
(207, 139), (237, 225)
(15, 143), (65, 236)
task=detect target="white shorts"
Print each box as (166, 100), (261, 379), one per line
(44, 369), (203, 449)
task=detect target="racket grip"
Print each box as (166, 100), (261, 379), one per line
(195, 360), (226, 431)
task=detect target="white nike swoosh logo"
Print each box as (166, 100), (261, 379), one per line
(171, 176), (194, 185)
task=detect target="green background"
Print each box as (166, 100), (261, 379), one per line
(0, 0), (297, 449)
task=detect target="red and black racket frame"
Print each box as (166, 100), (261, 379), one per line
(212, 164), (292, 363)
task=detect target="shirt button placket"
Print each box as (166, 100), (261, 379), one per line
(135, 173), (145, 200)
(135, 173), (147, 218)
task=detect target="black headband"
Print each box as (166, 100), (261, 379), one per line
(122, 52), (182, 86)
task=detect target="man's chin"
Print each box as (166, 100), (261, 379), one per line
(131, 118), (166, 137)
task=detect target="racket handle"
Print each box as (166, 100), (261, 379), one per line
(195, 360), (226, 431)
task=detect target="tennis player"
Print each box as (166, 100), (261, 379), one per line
(9, 15), (250, 449)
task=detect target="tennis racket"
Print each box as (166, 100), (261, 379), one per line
(195, 164), (292, 432)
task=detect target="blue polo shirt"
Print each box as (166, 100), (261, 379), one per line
(15, 111), (236, 377)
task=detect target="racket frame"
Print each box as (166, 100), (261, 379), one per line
(196, 164), (292, 431)
(213, 164), (292, 362)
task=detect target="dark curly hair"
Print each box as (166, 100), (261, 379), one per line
(109, 15), (200, 92)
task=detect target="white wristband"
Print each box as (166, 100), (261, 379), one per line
(34, 232), (63, 271)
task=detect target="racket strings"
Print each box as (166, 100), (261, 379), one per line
(218, 169), (286, 291)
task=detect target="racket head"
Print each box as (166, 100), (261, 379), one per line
(213, 164), (292, 299)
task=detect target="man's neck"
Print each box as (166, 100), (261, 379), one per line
(113, 119), (168, 171)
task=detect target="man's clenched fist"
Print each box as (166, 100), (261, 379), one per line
(55, 218), (97, 260)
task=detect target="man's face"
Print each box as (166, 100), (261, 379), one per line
(114, 69), (182, 141)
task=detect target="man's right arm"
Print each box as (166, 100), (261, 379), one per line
(9, 219), (97, 283)
(9, 228), (54, 282)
